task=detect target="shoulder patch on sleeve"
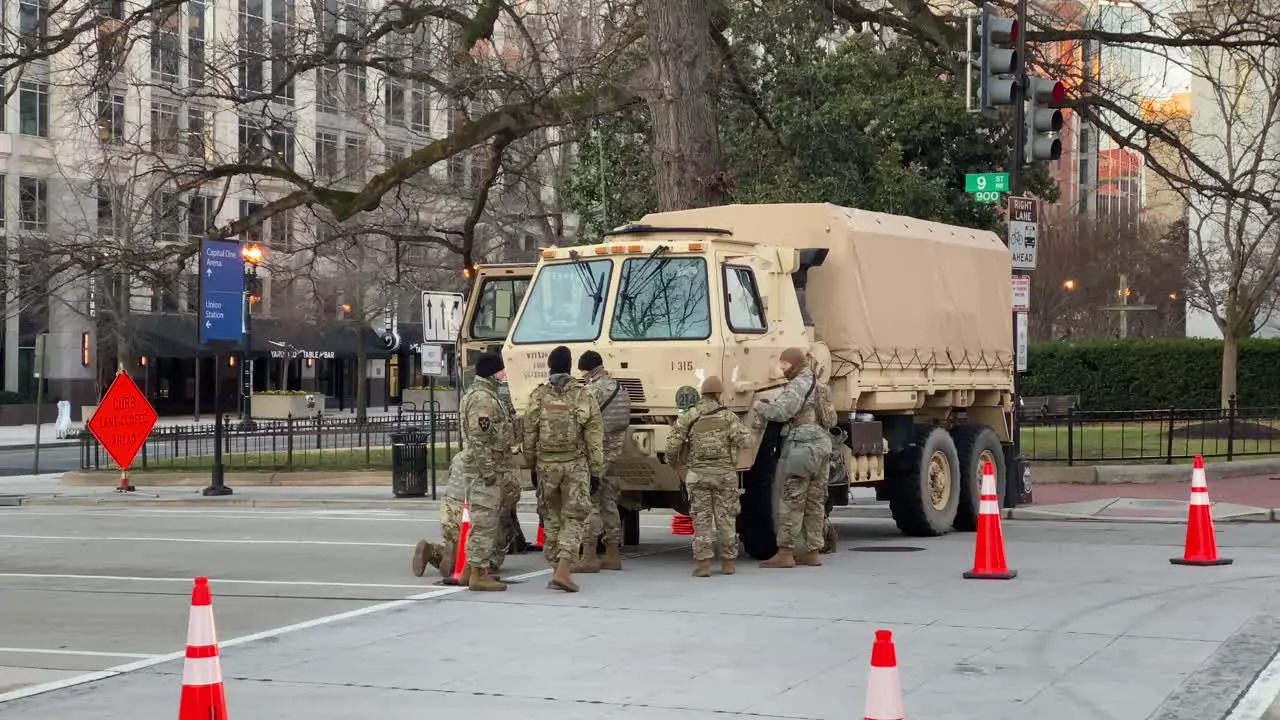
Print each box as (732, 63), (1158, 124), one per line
(478, 416), (491, 432)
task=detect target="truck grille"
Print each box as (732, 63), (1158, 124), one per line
(615, 378), (646, 409)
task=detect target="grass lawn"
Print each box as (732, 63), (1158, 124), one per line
(88, 444), (458, 473)
(1020, 423), (1280, 464)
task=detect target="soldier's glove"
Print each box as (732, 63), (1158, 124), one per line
(590, 475), (601, 494)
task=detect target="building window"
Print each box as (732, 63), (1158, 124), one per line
(238, 0), (267, 95)
(271, 0), (295, 104)
(315, 131), (339, 177)
(188, 194), (215, 239)
(344, 135), (365, 178)
(18, 82), (48, 137)
(96, 90), (125, 144)
(269, 208), (294, 252)
(316, 69), (341, 114)
(238, 116), (267, 161)
(385, 79), (406, 128)
(151, 7), (181, 82)
(239, 199), (265, 246)
(384, 142), (405, 166)
(188, 0), (206, 85)
(186, 108), (209, 159)
(155, 192), (182, 244)
(151, 102), (181, 154)
(409, 81), (429, 133)
(18, 0), (47, 52)
(0, 175), (7, 229)
(0, 78), (6, 132)
(97, 183), (116, 237)
(271, 126), (296, 168)
(19, 177), (48, 232)
(97, 0), (124, 18)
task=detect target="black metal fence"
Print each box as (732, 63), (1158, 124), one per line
(79, 411), (461, 472)
(1019, 396), (1280, 465)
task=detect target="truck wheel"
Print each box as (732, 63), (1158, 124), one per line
(888, 426), (961, 537)
(622, 508), (641, 547)
(951, 426), (1007, 532)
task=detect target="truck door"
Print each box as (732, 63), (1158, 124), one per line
(716, 252), (781, 387)
(458, 263), (536, 373)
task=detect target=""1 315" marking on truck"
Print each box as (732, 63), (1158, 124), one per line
(671, 360), (695, 372)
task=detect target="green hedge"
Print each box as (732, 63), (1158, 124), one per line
(1022, 339), (1280, 410)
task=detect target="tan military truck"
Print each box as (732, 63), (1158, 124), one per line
(458, 203), (1014, 560)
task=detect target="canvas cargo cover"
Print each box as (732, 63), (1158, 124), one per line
(636, 203), (1013, 373)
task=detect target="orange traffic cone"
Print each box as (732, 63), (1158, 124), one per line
(963, 460), (1017, 580)
(863, 630), (904, 720)
(532, 523), (545, 551)
(1171, 456), (1233, 566)
(671, 513), (694, 536)
(178, 577), (227, 720)
(451, 504), (472, 582)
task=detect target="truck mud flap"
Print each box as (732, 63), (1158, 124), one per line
(738, 422), (784, 561)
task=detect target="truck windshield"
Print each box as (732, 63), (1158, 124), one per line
(510, 259), (612, 344)
(469, 277), (529, 341)
(611, 256), (711, 340)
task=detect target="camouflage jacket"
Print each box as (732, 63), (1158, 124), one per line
(666, 398), (752, 473)
(523, 373), (605, 476)
(456, 376), (514, 481)
(582, 366), (629, 463)
(753, 367), (835, 446)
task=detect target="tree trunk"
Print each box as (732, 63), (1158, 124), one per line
(1220, 332), (1239, 408)
(643, 0), (725, 211)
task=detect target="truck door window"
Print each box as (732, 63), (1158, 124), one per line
(724, 265), (766, 333)
(470, 277), (530, 341)
(510, 260), (612, 344)
(611, 256), (711, 341)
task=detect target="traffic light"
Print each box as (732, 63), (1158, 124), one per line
(1025, 76), (1066, 162)
(978, 2), (1020, 116)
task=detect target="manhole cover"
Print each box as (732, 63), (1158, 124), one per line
(849, 546), (925, 553)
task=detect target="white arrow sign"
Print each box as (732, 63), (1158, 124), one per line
(421, 291), (464, 343)
(205, 320), (212, 328)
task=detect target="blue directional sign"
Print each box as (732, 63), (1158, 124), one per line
(199, 238), (245, 346)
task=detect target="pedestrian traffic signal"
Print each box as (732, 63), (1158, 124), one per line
(978, 3), (1020, 116)
(1025, 76), (1066, 162)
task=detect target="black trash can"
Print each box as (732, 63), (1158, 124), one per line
(390, 427), (430, 497)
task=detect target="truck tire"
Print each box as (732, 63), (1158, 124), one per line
(622, 508), (641, 547)
(888, 425), (961, 537)
(951, 426), (1006, 531)
(738, 422), (784, 561)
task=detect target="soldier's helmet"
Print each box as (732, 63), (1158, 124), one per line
(700, 376), (724, 395)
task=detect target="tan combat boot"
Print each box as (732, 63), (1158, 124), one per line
(796, 550), (824, 567)
(458, 564), (472, 586)
(572, 542), (601, 573)
(439, 542), (457, 579)
(721, 558), (736, 575)
(759, 548), (797, 568)
(548, 558), (579, 592)
(692, 559), (711, 577)
(468, 567), (508, 592)
(411, 540), (439, 578)
(601, 542), (624, 571)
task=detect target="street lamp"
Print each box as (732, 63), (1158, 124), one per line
(240, 242), (264, 430)
(1062, 279), (1076, 291)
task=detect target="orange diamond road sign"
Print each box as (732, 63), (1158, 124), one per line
(87, 373), (158, 470)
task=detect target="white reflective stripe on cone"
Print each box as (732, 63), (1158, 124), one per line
(1190, 490), (1211, 507)
(863, 666), (904, 720)
(182, 656), (224, 686)
(1192, 468), (1207, 489)
(186, 606), (218, 647)
(979, 499), (1000, 514)
(980, 475), (997, 495)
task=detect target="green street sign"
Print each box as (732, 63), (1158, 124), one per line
(965, 172), (1009, 193)
(972, 190), (1002, 204)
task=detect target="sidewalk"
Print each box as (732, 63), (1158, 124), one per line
(0, 409), (412, 451)
(1012, 473), (1280, 523)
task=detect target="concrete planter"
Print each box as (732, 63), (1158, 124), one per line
(402, 388), (459, 413)
(81, 405), (98, 424)
(0, 403), (62, 426)
(253, 394), (311, 419)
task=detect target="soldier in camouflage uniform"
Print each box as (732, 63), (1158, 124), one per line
(524, 346), (604, 593)
(441, 353), (514, 591)
(753, 347), (838, 568)
(576, 350), (630, 573)
(666, 376), (752, 577)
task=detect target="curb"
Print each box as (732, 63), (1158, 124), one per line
(0, 441), (80, 452)
(1004, 507), (1278, 524)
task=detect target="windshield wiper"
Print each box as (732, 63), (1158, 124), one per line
(617, 245), (670, 311)
(567, 250), (606, 321)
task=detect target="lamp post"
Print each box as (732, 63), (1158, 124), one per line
(240, 242), (263, 430)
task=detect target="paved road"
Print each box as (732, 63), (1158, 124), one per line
(0, 447), (79, 478)
(3, 508), (1280, 719)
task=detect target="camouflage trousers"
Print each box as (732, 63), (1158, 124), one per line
(586, 465), (623, 545)
(776, 442), (830, 552)
(535, 458), (592, 563)
(686, 470), (740, 561)
(462, 478), (504, 571)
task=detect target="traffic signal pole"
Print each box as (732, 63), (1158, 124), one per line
(1007, 0), (1029, 508)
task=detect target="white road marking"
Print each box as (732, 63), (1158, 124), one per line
(0, 544), (685, 705)
(0, 648), (157, 660)
(1226, 648), (1280, 720)
(0, 574), (432, 590)
(0, 534), (410, 548)
(0, 510), (673, 529)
